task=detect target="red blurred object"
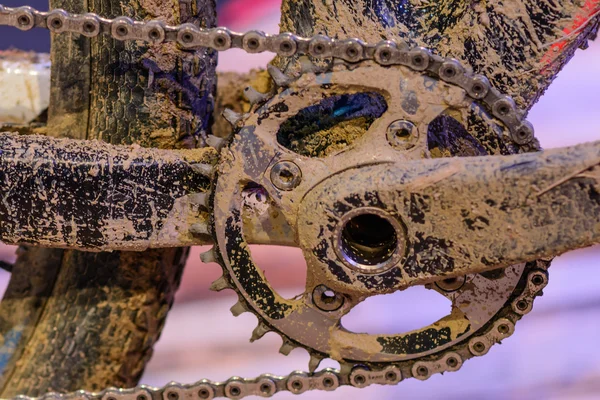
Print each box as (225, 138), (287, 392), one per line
(217, 0), (282, 28)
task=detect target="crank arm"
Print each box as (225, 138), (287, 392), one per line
(0, 133), (218, 251)
(300, 140), (600, 291)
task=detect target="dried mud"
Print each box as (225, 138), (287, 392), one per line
(279, 0), (600, 110)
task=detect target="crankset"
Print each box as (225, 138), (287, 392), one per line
(0, 2), (599, 399)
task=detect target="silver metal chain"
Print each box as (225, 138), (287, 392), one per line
(0, 4), (535, 145)
(0, 4), (546, 398)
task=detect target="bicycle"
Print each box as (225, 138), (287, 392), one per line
(0, 0), (598, 398)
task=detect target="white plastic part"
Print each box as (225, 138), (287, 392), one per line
(0, 51), (50, 124)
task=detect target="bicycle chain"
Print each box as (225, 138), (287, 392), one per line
(0, 3), (544, 398)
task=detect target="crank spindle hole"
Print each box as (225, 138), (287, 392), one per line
(340, 213), (398, 267)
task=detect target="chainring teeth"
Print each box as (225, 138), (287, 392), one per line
(206, 58), (549, 387)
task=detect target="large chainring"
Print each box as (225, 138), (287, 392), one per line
(207, 59), (550, 385)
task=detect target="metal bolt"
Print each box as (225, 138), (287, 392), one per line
(386, 120), (419, 150)
(312, 285), (344, 312)
(270, 160), (302, 191)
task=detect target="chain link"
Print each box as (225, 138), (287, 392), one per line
(0, 3), (548, 398)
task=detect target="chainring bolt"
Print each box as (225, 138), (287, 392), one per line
(386, 120), (419, 150)
(270, 160), (302, 191)
(312, 285), (344, 312)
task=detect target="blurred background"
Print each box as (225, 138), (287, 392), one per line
(1, 0), (600, 399)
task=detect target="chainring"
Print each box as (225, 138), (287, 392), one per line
(206, 59), (549, 384)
